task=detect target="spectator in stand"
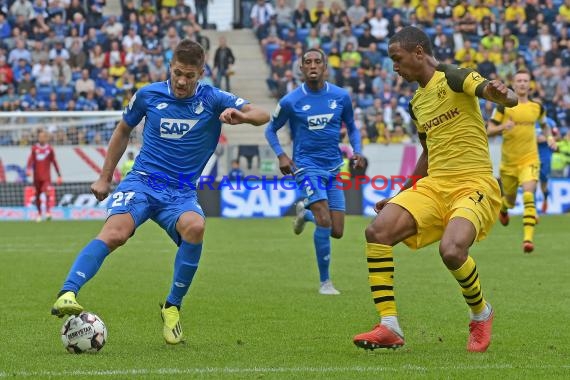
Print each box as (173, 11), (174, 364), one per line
(368, 7), (389, 42)
(75, 68), (95, 96)
(26, 130), (62, 222)
(149, 56), (168, 82)
(8, 39), (32, 67)
(272, 0), (292, 30)
(10, 0), (35, 21)
(251, 0), (275, 41)
(310, 0), (329, 26)
(293, 0), (312, 29)
(18, 72), (34, 96)
(266, 54), (288, 98)
(0, 12), (11, 40)
(213, 36), (235, 92)
(346, 0), (367, 27)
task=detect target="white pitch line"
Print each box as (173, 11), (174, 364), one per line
(1, 364), (570, 377)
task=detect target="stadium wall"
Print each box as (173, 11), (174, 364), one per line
(1, 145), (569, 220)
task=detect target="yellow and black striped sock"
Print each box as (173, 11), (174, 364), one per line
(522, 191), (536, 242)
(501, 197), (513, 213)
(450, 256), (486, 315)
(366, 243), (397, 317)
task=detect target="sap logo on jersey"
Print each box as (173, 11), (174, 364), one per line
(159, 118), (198, 139)
(307, 113), (333, 130)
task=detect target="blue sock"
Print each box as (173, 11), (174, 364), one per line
(304, 210), (315, 223)
(313, 226), (331, 282)
(166, 241), (202, 307)
(62, 239), (110, 294)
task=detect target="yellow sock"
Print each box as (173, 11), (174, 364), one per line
(501, 197), (513, 213)
(450, 256), (486, 315)
(366, 243), (397, 317)
(522, 191), (536, 242)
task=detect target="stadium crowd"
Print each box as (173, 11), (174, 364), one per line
(259, 0), (570, 145)
(0, 0), (570, 150)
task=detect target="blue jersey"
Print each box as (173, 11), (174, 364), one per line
(265, 82), (361, 172)
(536, 117), (555, 162)
(123, 81), (248, 184)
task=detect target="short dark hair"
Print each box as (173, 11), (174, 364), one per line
(389, 26), (433, 56)
(172, 39), (205, 67)
(302, 48), (327, 63)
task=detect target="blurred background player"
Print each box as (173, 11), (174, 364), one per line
(26, 130), (62, 222)
(120, 151), (136, 179)
(487, 69), (556, 253)
(551, 127), (570, 178)
(265, 48), (364, 296)
(536, 117), (558, 213)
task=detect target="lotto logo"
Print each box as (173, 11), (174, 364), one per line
(307, 114), (333, 130)
(159, 118), (198, 139)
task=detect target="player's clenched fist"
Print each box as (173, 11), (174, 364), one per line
(219, 108), (245, 125)
(91, 178), (111, 201)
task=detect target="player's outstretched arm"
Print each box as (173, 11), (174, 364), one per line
(219, 104), (270, 126)
(91, 120), (132, 201)
(482, 80), (518, 108)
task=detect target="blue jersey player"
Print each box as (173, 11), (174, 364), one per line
(536, 117), (557, 213)
(265, 48), (364, 295)
(51, 40), (270, 344)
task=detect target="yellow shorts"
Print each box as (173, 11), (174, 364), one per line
(389, 175), (501, 249)
(500, 162), (539, 196)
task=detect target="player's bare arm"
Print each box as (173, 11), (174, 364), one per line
(91, 119), (132, 201)
(540, 121), (558, 149)
(482, 80), (518, 107)
(487, 119), (514, 136)
(375, 134), (428, 213)
(219, 104), (270, 126)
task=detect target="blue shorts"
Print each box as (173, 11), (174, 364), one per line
(296, 168), (345, 212)
(107, 171), (205, 245)
(539, 156), (551, 183)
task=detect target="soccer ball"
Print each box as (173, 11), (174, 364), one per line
(61, 312), (107, 354)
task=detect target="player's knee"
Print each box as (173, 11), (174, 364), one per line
(98, 228), (130, 250)
(179, 219), (205, 241)
(439, 238), (468, 266)
(365, 224), (392, 245)
(331, 228), (343, 239)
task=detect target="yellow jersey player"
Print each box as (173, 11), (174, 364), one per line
(487, 69), (556, 253)
(353, 26), (517, 353)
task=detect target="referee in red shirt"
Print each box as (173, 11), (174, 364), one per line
(26, 130), (62, 221)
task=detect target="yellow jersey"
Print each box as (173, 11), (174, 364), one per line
(409, 64), (492, 177)
(490, 100), (546, 167)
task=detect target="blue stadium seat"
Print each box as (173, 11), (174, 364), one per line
(37, 86), (53, 102)
(352, 27), (364, 37)
(296, 28), (310, 43)
(377, 42), (388, 55)
(321, 42), (333, 54)
(265, 43), (279, 63)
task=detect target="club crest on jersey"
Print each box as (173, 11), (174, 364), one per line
(437, 85), (447, 100)
(328, 100), (337, 109)
(307, 113), (333, 130)
(193, 101), (204, 114)
(160, 118), (199, 139)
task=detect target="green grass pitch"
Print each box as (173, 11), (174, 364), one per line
(1, 215), (569, 379)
